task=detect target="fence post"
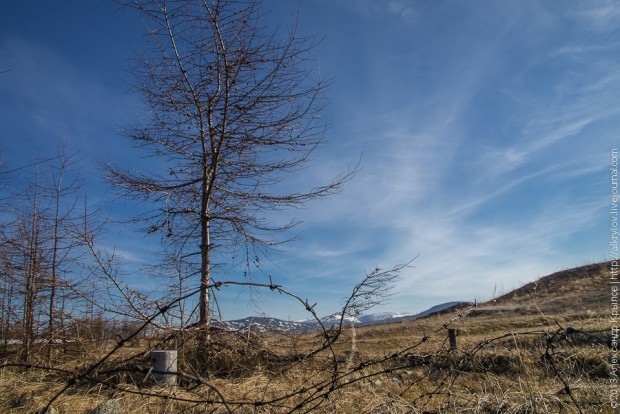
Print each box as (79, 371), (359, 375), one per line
(151, 350), (177, 386)
(448, 329), (457, 350)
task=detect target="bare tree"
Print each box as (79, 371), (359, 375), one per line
(107, 0), (355, 328)
(45, 151), (84, 360)
(21, 168), (45, 362)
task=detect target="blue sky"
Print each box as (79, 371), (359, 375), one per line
(1, 0), (618, 321)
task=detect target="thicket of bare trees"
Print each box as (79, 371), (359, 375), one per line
(0, 151), (153, 361)
(0, 153), (92, 360)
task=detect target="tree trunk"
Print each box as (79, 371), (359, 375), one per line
(199, 213), (211, 328)
(22, 187), (40, 363)
(48, 167), (63, 361)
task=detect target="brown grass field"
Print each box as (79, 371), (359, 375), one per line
(0, 261), (615, 413)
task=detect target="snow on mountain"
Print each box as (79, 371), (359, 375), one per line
(222, 316), (311, 333)
(222, 302), (472, 333)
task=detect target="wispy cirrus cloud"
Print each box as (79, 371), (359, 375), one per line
(2, 0), (614, 320)
(270, 2), (616, 317)
(568, 0), (620, 32)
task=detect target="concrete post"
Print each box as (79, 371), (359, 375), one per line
(151, 350), (177, 386)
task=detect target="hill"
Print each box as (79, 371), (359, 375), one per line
(469, 261), (610, 318)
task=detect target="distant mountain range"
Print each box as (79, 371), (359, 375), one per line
(222, 261), (615, 334)
(220, 301), (473, 333)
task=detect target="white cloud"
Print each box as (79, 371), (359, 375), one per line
(569, 0), (620, 32)
(386, 0), (415, 19)
(551, 42), (620, 59)
(332, 0), (416, 20)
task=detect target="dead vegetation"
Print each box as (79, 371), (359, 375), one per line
(0, 261), (615, 413)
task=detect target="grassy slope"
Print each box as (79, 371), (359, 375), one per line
(0, 262), (614, 413)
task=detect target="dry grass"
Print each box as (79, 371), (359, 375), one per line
(0, 261), (615, 413)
